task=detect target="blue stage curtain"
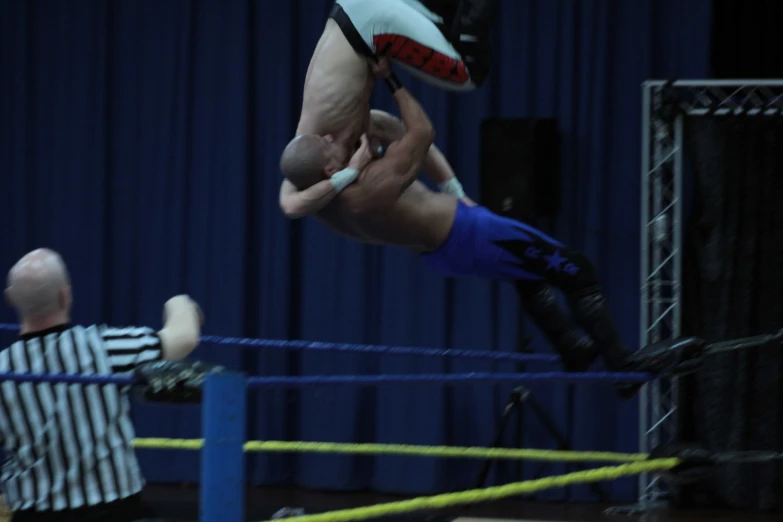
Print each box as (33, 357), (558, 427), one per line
(0, 0), (710, 502)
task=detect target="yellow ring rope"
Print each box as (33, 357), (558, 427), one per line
(132, 438), (648, 463)
(256, 459), (679, 522)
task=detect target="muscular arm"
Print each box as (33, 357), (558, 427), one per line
(279, 178), (340, 218)
(369, 109), (458, 187)
(341, 87), (435, 213)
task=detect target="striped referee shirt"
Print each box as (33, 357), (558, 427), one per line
(0, 323), (162, 512)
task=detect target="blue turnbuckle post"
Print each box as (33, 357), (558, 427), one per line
(200, 372), (247, 522)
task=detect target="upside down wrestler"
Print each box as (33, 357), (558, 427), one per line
(281, 0), (499, 200)
(279, 58), (662, 398)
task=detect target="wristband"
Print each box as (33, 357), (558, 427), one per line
(329, 168), (360, 193)
(438, 177), (466, 198)
(384, 73), (403, 94)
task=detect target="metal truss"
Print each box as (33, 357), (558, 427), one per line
(617, 80), (783, 515)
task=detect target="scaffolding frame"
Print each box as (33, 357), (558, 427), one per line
(632, 80), (783, 513)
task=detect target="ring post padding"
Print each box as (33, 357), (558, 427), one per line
(200, 372), (247, 522)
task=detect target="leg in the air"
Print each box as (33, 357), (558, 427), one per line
(516, 280), (598, 372)
(488, 217), (636, 395)
(564, 285), (643, 399)
(461, 206), (648, 397)
(451, 0), (499, 43)
(565, 286), (633, 372)
(528, 247), (647, 398)
(543, 249), (635, 373)
(449, 0), (500, 86)
(365, 0), (475, 90)
(418, 0), (460, 21)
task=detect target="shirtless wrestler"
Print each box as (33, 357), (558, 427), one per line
(281, 0), (499, 194)
(279, 58), (663, 398)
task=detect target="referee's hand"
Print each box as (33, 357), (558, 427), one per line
(164, 295), (204, 326)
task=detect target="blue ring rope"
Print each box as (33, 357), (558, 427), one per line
(0, 323), (560, 364)
(245, 372), (652, 389)
(0, 371), (652, 387)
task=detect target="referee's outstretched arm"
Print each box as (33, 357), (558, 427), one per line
(101, 295), (204, 375)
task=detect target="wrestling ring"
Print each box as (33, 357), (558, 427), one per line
(0, 322), (781, 522)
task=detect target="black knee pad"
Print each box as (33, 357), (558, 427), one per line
(547, 248), (599, 296)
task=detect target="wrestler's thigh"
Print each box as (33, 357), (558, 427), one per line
(369, 0), (475, 90)
(478, 208), (565, 250)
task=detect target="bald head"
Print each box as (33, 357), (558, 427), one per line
(280, 135), (330, 190)
(6, 249), (71, 321)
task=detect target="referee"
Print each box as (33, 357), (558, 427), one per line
(1, 249), (203, 522)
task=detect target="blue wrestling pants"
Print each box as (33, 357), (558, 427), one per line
(422, 203), (638, 386)
(423, 203), (637, 383)
(422, 203), (596, 292)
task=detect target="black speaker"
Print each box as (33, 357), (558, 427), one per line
(479, 118), (560, 222)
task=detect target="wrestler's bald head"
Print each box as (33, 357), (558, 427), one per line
(5, 249), (71, 322)
(280, 134), (333, 190)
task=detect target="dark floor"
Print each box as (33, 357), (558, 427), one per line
(142, 484), (781, 522)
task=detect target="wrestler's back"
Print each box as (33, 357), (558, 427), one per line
(297, 21), (373, 136)
(318, 181), (457, 251)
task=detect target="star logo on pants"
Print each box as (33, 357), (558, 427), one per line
(543, 250), (567, 272)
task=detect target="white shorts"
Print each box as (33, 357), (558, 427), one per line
(331, 0), (477, 91)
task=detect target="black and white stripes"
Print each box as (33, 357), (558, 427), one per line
(0, 324), (162, 512)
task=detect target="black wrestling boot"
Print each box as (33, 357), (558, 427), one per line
(565, 288), (641, 399)
(449, 0), (500, 87)
(516, 281), (599, 372)
(450, 0), (499, 42)
(419, 0), (459, 38)
(419, 0), (460, 19)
